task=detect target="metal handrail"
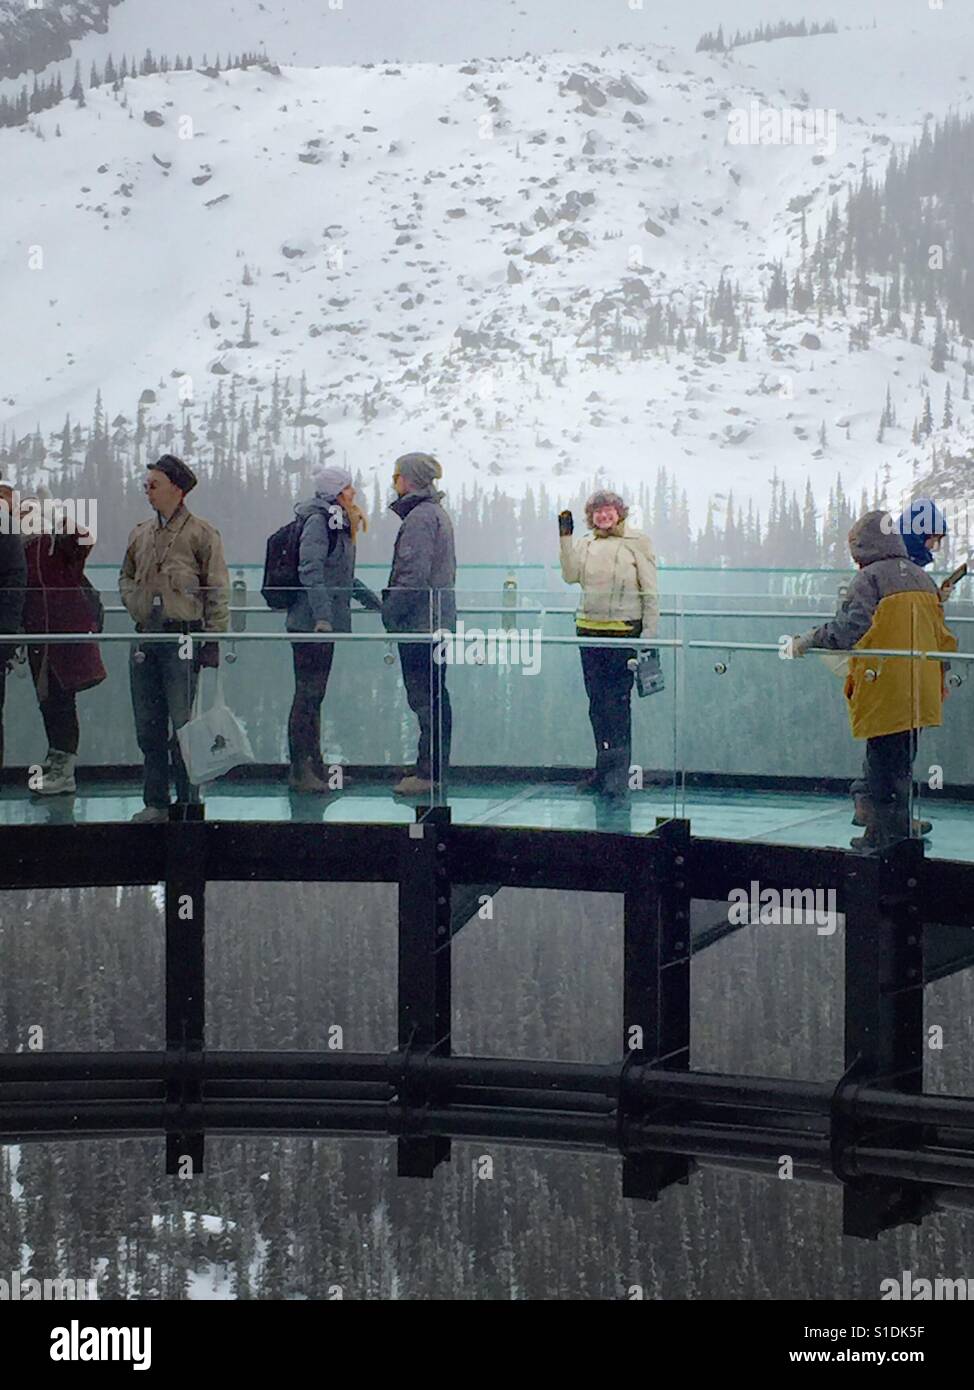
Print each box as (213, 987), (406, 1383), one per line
(688, 639), (971, 662)
(8, 631), (677, 650)
(21, 599), (974, 623)
(10, 631), (970, 660)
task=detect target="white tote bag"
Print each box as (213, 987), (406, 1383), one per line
(177, 668), (256, 785)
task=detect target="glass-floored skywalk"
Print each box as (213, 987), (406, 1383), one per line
(2, 565), (972, 860)
(3, 779), (972, 862)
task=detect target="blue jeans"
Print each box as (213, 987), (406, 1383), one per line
(130, 642), (200, 808)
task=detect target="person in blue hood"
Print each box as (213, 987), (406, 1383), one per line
(897, 498), (947, 568)
(849, 497), (949, 837)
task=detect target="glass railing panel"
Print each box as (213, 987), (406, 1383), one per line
(0, 587), (436, 824)
(3, 577), (970, 851)
(680, 631), (850, 848)
(675, 605), (973, 861)
(433, 588), (679, 834)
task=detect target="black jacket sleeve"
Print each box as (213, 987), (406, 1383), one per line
(804, 570), (877, 652)
(352, 576), (383, 612)
(0, 533), (26, 635)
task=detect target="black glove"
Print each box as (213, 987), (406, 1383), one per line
(353, 578), (383, 613)
(558, 510), (574, 537)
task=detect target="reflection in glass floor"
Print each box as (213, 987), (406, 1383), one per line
(1, 779), (972, 862)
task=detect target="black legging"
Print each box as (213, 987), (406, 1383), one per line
(578, 622), (640, 757)
(288, 641), (335, 771)
(36, 670), (80, 755)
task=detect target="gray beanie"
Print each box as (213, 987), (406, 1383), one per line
(313, 466), (352, 499)
(394, 452), (442, 490)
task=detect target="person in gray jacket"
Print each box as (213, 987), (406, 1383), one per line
(286, 466), (381, 793)
(381, 453), (456, 797)
(0, 481), (27, 767)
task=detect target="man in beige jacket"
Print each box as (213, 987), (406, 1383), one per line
(119, 455), (229, 820)
(559, 489), (659, 800)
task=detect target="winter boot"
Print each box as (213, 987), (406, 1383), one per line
(850, 794), (881, 854)
(576, 749), (607, 795)
(851, 802), (907, 856)
(288, 758), (331, 794)
(598, 747), (632, 801)
(852, 791), (930, 836)
(393, 774), (434, 796)
(36, 750), (77, 796)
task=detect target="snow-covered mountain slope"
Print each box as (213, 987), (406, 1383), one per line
(2, 30), (971, 520)
(4, 0), (972, 106)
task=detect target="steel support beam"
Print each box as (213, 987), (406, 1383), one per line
(621, 819), (692, 1199)
(395, 807), (452, 1178)
(839, 838), (929, 1238)
(165, 803), (206, 1176)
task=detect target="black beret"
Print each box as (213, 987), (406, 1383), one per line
(150, 454), (198, 494)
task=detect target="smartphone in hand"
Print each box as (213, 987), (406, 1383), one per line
(940, 561), (969, 599)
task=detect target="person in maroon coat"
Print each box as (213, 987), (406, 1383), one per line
(23, 517), (106, 795)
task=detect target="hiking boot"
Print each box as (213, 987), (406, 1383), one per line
(852, 795), (930, 836)
(288, 759), (331, 794)
(35, 750), (76, 796)
(131, 805), (170, 824)
(850, 829), (879, 854)
(598, 747), (632, 800)
(851, 800), (911, 855)
(393, 774), (434, 796)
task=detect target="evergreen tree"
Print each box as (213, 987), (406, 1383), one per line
(921, 393), (934, 436)
(932, 312), (948, 372)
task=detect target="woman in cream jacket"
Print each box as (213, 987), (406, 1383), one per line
(559, 490), (659, 799)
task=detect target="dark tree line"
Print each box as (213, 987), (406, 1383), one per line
(697, 19), (838, 53)
(3, 379), (957, 572)
(0, 46), (269, 128)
